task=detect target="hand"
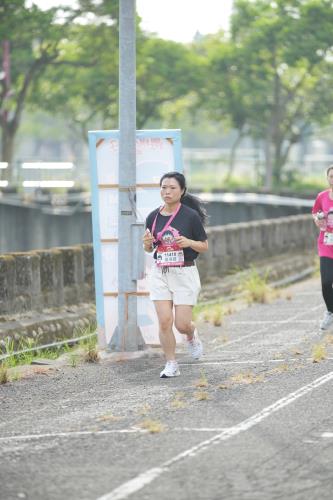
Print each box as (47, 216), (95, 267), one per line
(142, 228), (154, 249)
(313, 215), (326, 231)
(175, 236), (193, 248)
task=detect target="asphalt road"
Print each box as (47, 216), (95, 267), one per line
(1, 277), (333, 500)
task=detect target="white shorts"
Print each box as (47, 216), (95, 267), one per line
(149, 263), (201, 305)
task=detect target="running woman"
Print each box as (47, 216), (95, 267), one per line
(312, 165), (333, 331)
(142, 172), (208, 378)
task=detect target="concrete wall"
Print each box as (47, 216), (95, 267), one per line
(0, 200), (92, 253)
(0, 195), (311, 253)
(198, 214), (317, 282)
(206, 200), (309, 226)
(0, 214), (317, 317)
(0, 244), (94, 316)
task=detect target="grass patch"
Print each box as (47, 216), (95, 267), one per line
(97, 413), (123, 422)
(194, 369), (209, 388)
(79, 335), (100, 363)
(0, 325), (98, 376)
(193, 390), (210, 401)
(193, 302), (226, 326)
(312, 343), (327, 363)
(0, 365), (9, 384)
(9, 370), (22, 382)
(170, 392), (187, 409)
(69, 353), (79, 368)
(138, 419), (166, 433)
(2, 336), (81, 368)
(230, 371), (265, 385)
(236, 267), (274, 304)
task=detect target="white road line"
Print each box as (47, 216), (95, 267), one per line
(180, 357), (333, 367)
(213, 304), (322, 351)
(180, 359), (290, 366)
(321, 432), (333, 438)
(96, 370), (333, 500)
(0, 430), (145, 442)
(0, 428), (231, 443)
(172, 427), (228, 432)
(230, 319), (318, 325)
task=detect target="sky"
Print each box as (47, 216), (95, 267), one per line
(30, 0), (233, 42)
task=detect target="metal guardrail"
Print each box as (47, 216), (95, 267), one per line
(0, 332), (97, 363)
(199, 192), (313, 207)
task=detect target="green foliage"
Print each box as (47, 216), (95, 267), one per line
(0, 365), (9, 384)
(198, 0), (333, 188)
(0, 1), (77, 173)
(136, 37), (202, 128)
(236, 266), (274, 304)
(3, 0), (333, 191)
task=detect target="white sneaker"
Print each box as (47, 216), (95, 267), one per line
(320, 311), (333, 331)
(160, 361), (180, 378)
(186, 329), (203, 360)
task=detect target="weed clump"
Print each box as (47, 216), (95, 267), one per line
(138, 419), (166, 433)
(0, 365), (9, 384)
(193, 390), (210, 401)
(236, 267), (274, 304)
(170, 392), (187, 409)
(194, 369), (209, 388)
(193, 302), (226, 327)
(312, 343), (327, 363)
(79, 336), (100, 363)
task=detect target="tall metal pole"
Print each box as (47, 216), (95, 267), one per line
(111, 0), (145, 351)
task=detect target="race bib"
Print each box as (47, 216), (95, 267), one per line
(156, 248), (184, 267)
(324, 232), (333, 245)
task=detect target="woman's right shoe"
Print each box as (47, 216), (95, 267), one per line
(320, 311), (333, 330)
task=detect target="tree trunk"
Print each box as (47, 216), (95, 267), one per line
(226, 128), (244, 182)
(1, 122), (15, 182)
(272, 138), (284, 186)
(264, 132), (273, 190)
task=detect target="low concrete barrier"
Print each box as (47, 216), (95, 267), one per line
(0, 214), (318, 315)
(198, 214), (317, 281)
(0, 245), (95, 316)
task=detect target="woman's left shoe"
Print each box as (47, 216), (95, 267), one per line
(160, 360), (180, 378)
(186, 329), (203, 360)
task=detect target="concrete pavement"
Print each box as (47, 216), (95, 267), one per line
(1, 276), (333, 500)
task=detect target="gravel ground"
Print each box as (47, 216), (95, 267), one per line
(1, 277), (333, 500)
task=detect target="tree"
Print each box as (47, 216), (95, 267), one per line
(31, 24), (201, 143)
(200, 0), (333, 188)
(0, 1), (77, 180)
(29, 20), (119, 142)
(136, 36), (202, 128)
(194, 33), (251, 180)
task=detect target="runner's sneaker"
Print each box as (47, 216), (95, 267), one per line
(160, 360), (180, 378)
(320, 311), (333, 330)
(186, 329), (203, 360)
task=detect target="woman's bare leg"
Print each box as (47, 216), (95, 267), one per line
(174, 305), (195, 339)
(153, 300), (176, 360)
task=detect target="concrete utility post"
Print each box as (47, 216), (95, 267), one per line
(111, 0), (145, 351)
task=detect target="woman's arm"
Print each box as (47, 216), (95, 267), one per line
(312, 195), (326, 230)
(175, 237), (208, 253)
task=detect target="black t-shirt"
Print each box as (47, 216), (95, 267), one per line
(145, 204), (207, 261)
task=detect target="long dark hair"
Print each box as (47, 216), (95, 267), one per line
(160, 171), (208, 224)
